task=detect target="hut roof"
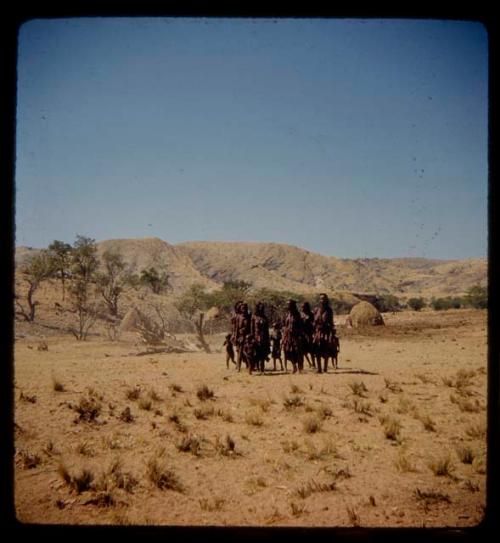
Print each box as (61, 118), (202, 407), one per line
(348, 301), (385, 327)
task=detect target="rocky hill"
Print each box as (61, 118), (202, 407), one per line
(178, 241), (487, 299)
(15, 237), (487, 299)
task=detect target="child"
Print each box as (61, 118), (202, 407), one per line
(270, 327), (284, 371)
(223, 334), (235, 369)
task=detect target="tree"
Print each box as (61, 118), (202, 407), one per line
(374, 294), (401, 313)
(68, 236), (100, 340)
(96, 249), (134, 317)
(139, 266), (170, 294)
(47, 240), (72, 301)
(465, 284), (487, 309)
(175, 284), (212, 352)
(407, 297), (426, 311)
(15, 251), (53, 322)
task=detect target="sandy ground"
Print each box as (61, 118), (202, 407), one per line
(13, 309), (487, 528)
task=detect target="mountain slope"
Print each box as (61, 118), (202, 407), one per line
(177, 241), (486, 298)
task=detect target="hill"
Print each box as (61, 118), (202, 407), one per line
(177, 241), (486, 298)
(15, 237), (487, 299)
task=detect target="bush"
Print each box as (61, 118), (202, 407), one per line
(374, 294), (401, 313)
(465, 285), (487, 309)
(407, 297), (426, 311)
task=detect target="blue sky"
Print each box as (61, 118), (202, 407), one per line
(15, 17), (488, 259)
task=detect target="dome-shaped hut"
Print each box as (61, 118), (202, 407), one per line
(346, 301), (385, 327)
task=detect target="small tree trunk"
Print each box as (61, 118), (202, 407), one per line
(195, 312), (211, 353)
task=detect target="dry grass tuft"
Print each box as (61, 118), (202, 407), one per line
(384, 378), (403, 393)
(138, 398), (153, 411)
(465, 422), (486, 439)
(245, 411), (264, 427)
(456, 445), (475, 464)
(52, 377), (65, 392)
(303, 415), (322, 434)
(18, 449), (42, 469)
(295, 479), (337, 499)
(125, 386), (141, 401)
(194, 405), (215, 420)
(413, 488), (451, 510)
(283, 395), (305, 410)
(348, 380), (368, 397)
(58, 464), (95, 494)
(414, 412), (436, 432)
(428, 454), (455, 477)
(346, 506), (360, 527)
(197, 384), (215, 401)
(379, 415), (403, 443)
(19, 391), (37, 404)
(395, 451), (418, 473)
(119, 406), (134, 423)
(214, 434), (237, 457)
(176, 434), (202, 456)
(450, 394), (482, 413)
(290, 501), (307, 517)
(146, 457), (183, 492)
(72, 396), (102, 423)
(199, 497), (225, 512)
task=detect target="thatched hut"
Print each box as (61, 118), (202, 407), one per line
(119, 307), (143, 332)
(346, 301), (385, 327)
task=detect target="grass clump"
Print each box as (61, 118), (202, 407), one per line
(283, 395), (304, 410)
(194, 405), (215, 420)
(146, 457), (183, 492)
(58, 464), (95, 494)
(72, 396), (102, 423)
(456, 445), (475, 464)
(199, 497), (225, 511)
(125, 386), (141, 401)
(214, 434), (237, 457)
(428, 454), (455, 477)
(379, 415), (403, 443)
(303, 415), (322, 434)
(348, 380), (368, 397)
(176, 435), (202, 456)
(52, 378), (65, 392)
(197, 384), (215, 401)
(245, 411), (264, 427)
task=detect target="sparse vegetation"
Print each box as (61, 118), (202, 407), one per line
(428, 454), (455, 477)
(379, 415), (403, 443)
(146, 457), (183, 492)
(176, 434), (202, 456)
(456, 445), (475, 464)
(196, 384), (215, 402)
(303, 415), (322, 434)
(348, 380), (368, 397)
(214, 434), (237, 457)
(295, 479), (337, 499)
(72, 395), (102, 423)
(283, 395), (304, 410)
(245, 411), (264, 427)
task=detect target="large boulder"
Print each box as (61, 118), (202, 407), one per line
(347, 301), (385, 327)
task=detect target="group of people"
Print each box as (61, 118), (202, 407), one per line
(223, 293), (340, 374)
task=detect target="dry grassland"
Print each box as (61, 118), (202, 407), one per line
(14, 309), (487, 527)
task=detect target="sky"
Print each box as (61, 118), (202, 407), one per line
(15, 17), (488, 259)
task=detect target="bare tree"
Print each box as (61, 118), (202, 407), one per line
(68, 236), (100, 340)
(15, 251), (53, 322)
(175, 284), (211, 353)
(47, 240), (72, 301)
(96, 249), (136, 317)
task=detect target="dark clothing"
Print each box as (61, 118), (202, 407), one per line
(312, 305), (335, 344)
(282, 310), (304, 359)
(223, 338), (235, 359)
(271, 329), (282, 358)
(300, 309), (314, 353)
(235, 311), (252, 347)
(251, 313), (270, 357)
